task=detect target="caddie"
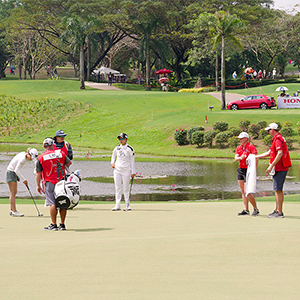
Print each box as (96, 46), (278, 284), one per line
(256, 123), (291, 218)
(53, 129), (73, 160)
(36, 137), (72, 230)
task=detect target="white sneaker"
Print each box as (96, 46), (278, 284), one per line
(124, 205), (131, 211)
(10, 210), (24, 217)
(112, 207), (121, 211)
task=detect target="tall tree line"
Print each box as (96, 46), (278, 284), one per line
(0, 0), (299, 89)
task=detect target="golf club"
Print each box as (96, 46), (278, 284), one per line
(123, 177), (133, 211)
(25, 184), (43, 217)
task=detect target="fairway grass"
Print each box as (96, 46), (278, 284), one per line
(1, 201), (300, 300)
(1, 80), (300, 159)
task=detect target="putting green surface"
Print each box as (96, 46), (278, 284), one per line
(1, 201), (300, 299)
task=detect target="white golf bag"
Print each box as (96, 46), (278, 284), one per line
(54, 170), (82, 209)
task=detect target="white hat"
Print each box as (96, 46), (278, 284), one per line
(29, 148), (38, 162)
(237, 132), (249, 139)
(265, 123), (278, 131)
(43, 137), (54, 146)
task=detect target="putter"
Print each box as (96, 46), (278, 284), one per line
(123, 178), (133, 211)
(26, 184), (43, 217)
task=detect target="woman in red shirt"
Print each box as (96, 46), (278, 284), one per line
(235, 132), (259, 216)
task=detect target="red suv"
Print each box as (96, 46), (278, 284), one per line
(227, 95), (276, 110)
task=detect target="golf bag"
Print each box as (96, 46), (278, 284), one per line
(54, 170), (82, 209)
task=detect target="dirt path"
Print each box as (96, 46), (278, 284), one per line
(84, 82), (122, 90)
(205, 92), (244, 104)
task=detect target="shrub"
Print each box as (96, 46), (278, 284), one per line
(213, 121), (228, 132)
(256, 121), (268, 129)
(284, 78), (298, 83)
(249, 123), (261, 139)
(178, 88), (203, 93)
(191, 131), (204, 147)
(264, 135), (272, 147)
(174, 128), (189, 145)
(204, 130), (216, 147)
(286, 138), (294, 150)
(228, 136), (239, 149)
(259, 129), (268, 139)
(282, 121), (292, 127)
(280, 127), (294, 137)
(215, 132), (229, 148)
(187, 126), (205, 143)
(228, 126), (241, 137)
(275, 122), (282, 130)
(226, 130), (234, 138)
(239, 119), (250, 132)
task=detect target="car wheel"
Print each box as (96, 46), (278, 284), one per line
(260, 103), (268, 109)
(231, 104), (238, 110)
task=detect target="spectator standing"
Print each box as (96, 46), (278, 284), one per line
(272, 68), (277, 79)
(108, 72), (113, 86)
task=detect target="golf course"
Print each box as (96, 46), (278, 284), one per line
(1, 78), (300, 299)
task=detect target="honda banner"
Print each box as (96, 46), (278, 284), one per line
(277, 97), (300, 109)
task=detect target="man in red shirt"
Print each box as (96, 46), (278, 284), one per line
(256, 123), (291, 218)
(36, 138), (72, 230)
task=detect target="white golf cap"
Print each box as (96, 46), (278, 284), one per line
(265, 123), (278, 131)
(237, 132), (249, 139)
(43, 137), (54, 146)
(29, 148), (38, 162)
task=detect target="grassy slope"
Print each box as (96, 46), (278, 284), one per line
(0, 79), (300, 158)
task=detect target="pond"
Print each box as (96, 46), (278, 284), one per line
(1, 143), (300, 201)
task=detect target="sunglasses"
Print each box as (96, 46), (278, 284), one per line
(57, 135), (65, 138)
(118, 138), (125, 141)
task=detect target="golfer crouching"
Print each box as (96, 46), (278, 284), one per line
(36, 138), (72, 231)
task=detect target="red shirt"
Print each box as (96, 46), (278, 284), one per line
(236, 142), (257, 169)
(270, 133), (291, 172)
(53, 141), (70, 158)
(37, 149), (67, 185)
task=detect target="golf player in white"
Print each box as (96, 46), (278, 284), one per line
(111, 133), (135, 211)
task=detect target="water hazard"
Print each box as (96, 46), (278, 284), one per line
(1, 143), (300, 201)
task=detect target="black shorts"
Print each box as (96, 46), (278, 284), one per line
(273, 171), (288, 191)
(237, 168), (247, 182)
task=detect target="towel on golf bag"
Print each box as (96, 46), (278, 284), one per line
(54, 170), (81, 209)
(245, 154), (256, 197)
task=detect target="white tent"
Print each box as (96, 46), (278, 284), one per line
(93, 66), (120, 75)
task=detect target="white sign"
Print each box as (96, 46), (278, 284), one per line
(277, 97), (300, 109)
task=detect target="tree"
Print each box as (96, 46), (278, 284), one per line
(61, 16), (97, 89)
(9, 0), (127, 80)
(191, 11), (244, 109)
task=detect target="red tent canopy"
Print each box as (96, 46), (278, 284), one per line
(155, 68), (173, 75)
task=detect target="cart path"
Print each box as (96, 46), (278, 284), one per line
(84, 82), (122, 90)
(205, 92), (244, 104)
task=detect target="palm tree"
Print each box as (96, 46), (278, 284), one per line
(192, 11), (244, 109)
(61, 16), (96, 89)
(138, 18), (159, 91)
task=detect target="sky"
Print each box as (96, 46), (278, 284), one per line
(273, 0), (299, 13)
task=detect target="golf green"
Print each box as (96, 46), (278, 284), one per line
(1, 201), (300, 299)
